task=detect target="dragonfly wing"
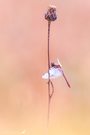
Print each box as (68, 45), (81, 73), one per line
(57, 58), (62, 68)
(42, 67), (62, 79)
(42, 68), (55, 79)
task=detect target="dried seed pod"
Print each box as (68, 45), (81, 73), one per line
(45, 5), (57, 21)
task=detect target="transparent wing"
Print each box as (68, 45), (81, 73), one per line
(57, 58), (71, 88)
(57, 58), (62, 68)
(42, 67), (62, 79)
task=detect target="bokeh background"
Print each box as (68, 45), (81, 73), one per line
(0, 0), (90, 135)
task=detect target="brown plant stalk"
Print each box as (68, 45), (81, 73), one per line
(45, 5), (57, 125)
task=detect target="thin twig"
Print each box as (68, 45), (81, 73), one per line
(47, 21), (54, 125)
(45, 5), (57, 126)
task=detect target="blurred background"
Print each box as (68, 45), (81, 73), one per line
(0, 0), (90, 134)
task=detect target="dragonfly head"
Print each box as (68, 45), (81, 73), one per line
(51, 62), (61, 68)
(51, 62), (56, 67)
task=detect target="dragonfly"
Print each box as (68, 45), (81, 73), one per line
(42, 58), (71, 88)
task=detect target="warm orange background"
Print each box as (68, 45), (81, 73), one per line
(0, 0), (90, 135)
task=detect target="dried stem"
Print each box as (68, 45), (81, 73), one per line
(45, 5), (57, 126)
(47, 21), (54, 125)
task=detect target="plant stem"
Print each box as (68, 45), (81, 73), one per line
(47, 20), (50, 124)
(47, 21), (54, 125)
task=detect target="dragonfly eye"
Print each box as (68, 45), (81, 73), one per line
(51, 62), (55, 67)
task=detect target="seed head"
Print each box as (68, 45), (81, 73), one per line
(45, 5), (57, 21)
